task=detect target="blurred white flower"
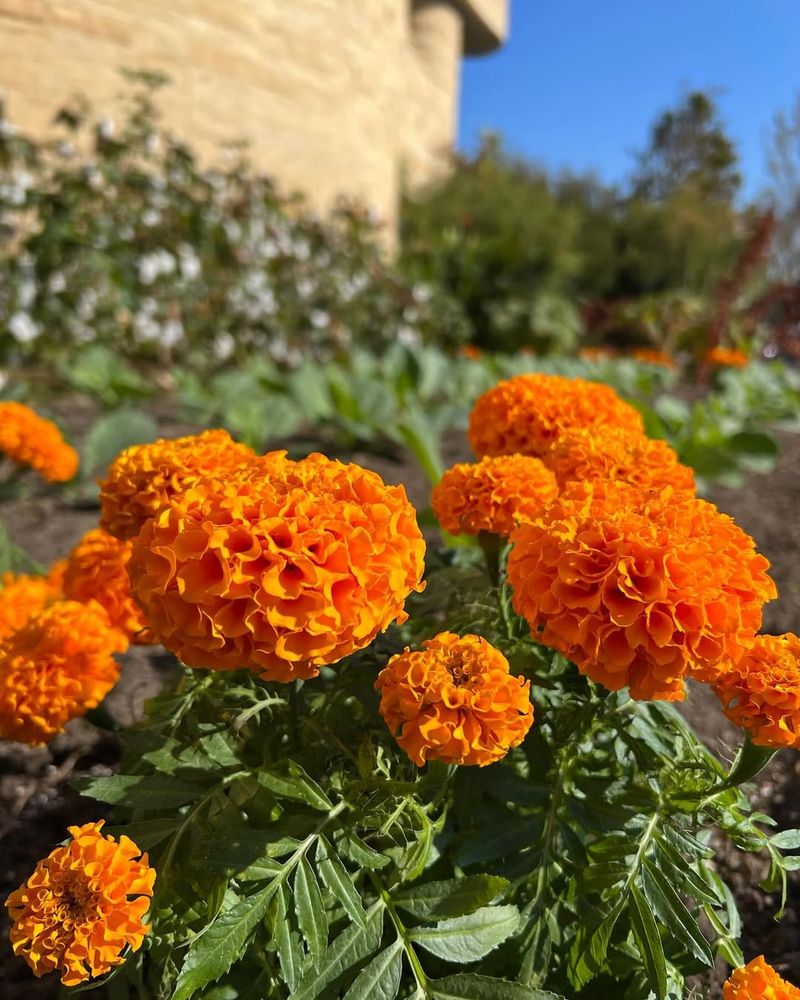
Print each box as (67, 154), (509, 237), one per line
(213, 332), (236, 361)
(178, 244), (202, 281)
(160, 318), (184, 350)
(141, 208), (162, 227)
(138, 249), (176, 284)
(48, 272), (67, 294)
(98, 117), (116, 139)
(8, 312), (40, 343)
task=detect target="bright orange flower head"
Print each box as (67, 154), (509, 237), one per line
(723, 956), (800, 1000)
(99, 429), (256, 541)
(128, 452), (426, 682)
(375, 632), (533, 767)
(63, 528), (152, 644)
(468, 374), (644, 459)
(507, 481), (776, 701)
(431, 454), (558, 538)
(5, 820), (155, 987)
(705, 346), (749, 369)
(0, 600), (125, 745)
(543, 427), (696, 494)
(714, 633), (800, 749)
(0, 561), (65, 641)
(632, 348), (677, 369)
(0, 401), (79, 482)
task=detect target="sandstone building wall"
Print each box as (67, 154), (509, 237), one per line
(0, 0), (508, 233)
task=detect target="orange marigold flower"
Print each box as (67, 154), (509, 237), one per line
(705, 346), (749, 369)
(63, 528), (152, 644)
(128, 452), (426, 682)
(431, 455), (558, 538)
(468, 374), (644, 459)
(632, 348), (677, 369)
(507, 481), (776, 701)
(375, 632), (533, 766)
(543, 427), (696, 494)
(0, 401), (78, 482)
(578, 346), (616, 362)
(714, 633), (800, 749)
(0, 600), (125, 744)
(723, 956), (800, 999)
(5, 820), (155, 987)
(460, 344), (482, 360)
(99, 429), (256, 541)
(0, 561), (65, 641)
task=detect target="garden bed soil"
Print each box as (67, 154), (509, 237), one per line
(0, 416), (798, 999)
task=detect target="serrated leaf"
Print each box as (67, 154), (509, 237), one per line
(336, 830), (391, 869)
(569, 899), (625, 988)
(642, 861), (712, 965)
(317, 836), (366, 927)
(628, 884), (667, 1000)
(393, 876), (508, 920)
(410, 905), (519, 963)
(74, 773), (204, 809)
(294, 856), (327, 966)
(429, 974), (566, 1000)
(256, 762), (333, 812)
(111, 818), (180, 850)
(454, 817), (542, 868)
(342, 940), (402, 1000)
(172, 881), (280, 1000)
(268, 885), (304, 992)
(290, 902), (384, 1000)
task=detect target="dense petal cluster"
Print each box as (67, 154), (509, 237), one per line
(375, 632), (533, 766)
(128, 452), (425, 682)
(99, 429), (256, 541)
(0, 562), (65, 641)
(723, 956), (800, 999)
(631, 348), (677, 368)
(431, 454), (558, 538)
(0, 402), (79, 482)
(0, 601), (125, 744)
(63, 529), (152, 644)
(468, 374), (644, 459)
(543, 427), (696, 494)
(5, 820), (155, 986)
(508, 481), (776, 701)
(714, 634), (800, 749)
(705, 346), (749, 369)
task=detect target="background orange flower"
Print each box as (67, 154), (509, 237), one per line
(705, 346), (749, 368)
(468, 373), (644, 458)
(723, 956), (800, 999)
(631, 348), (677, 368)
(6, 820), (155, 986)
(431, 454), (558, 538)
(375, 632), (533, 766)
(99, 428), (256, 540)
(0, 401), (78, 482)
(508, 481), (776, 701)
(128, 453), (425, 682)
(0, 561), (64, 641)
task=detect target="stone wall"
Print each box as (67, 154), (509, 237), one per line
(0, 0), (507, 235)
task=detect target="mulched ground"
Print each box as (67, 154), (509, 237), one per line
(0, 408), (798, 999)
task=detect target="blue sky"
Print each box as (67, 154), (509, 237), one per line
(458, 0), (800, 200)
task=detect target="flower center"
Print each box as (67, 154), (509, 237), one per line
(445, 654), (473, 687)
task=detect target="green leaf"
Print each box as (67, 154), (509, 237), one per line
(569, 900), (625, 988)
(336, 830), (391, 870)
(410, 905), (519, 963)
(342, 940), (402, 1000)
(317, 836), (366, 927)
(393, 876), (509, 920)
(172, 881), (280, 1000)
(642, 861), (712, 965)
(268, 885), (304, 992)
(294, 856), (328, 966)
(771, 829), (800, 850)
(429, 974), (567, 1000)
(290, 901), (384, 1000)
(628, 884), (668, 1000)
(454, 817), (542, 868)
(113, 818), (181, 850)
(74, 773), (205, 809)
(0, 521), (43, 574)
(256, 762), (333, 812)
(80, 408), (158, 477)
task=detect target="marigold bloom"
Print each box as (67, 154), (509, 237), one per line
(128, 452), (425, 682)
(705, 346), (749, 369)
(63, 529), (152, 644)
(375, 632), (533, 766)
(543, 427), (695, 494)
(5, 820), (155, 986)
(468, 374), (644, 459)
(99, 429), (256, 541)
(460, 344), (482, 360)
(714, 633), (800, 749)
(0, 561), (65, 641)
(431, 454), (558, 538)
(0, 401), (79, 482)
(0, 601), (125, 744)
(723, 956), (800, 999)
(508, 481), (776, 701)
(578, 346), (616, 362)
(632, 348), (677, 369)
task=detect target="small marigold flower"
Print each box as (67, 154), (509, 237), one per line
(63, 528), (152, 644)
(468, 374), (644, 459)
(714, 634), (800, 749)
(375, 632), (533, 766)
(632, 348), (677, 369)
(705, 346), (749, 369)
(723, 956), (800, 999)
(128, 452), (426, 682)
(508, 481), (776, 701)
(0, 401), (79, 482)
(459, 344), (482, 360)
(5, 820), (155, 986)
(99, 429), (256, 541)
(578, 346), (616, 362)
(0, 600), (125, 745)
(431, 454), (558, 538)
(0, 561), (65, 641)
(543, 427), (695, 494)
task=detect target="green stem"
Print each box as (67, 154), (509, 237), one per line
(369, 872), (428, 991)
